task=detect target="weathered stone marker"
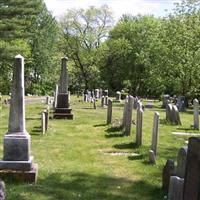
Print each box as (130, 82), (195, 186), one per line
(41, 112), (45, 134)
(105, 96), (108, 106)
(116, 91), (121, 102)
(136, 107), (143, 146)
(101, 96), (105, 107)
(193, 99), (199, 130)
(0, 55), (38, 183)
(122, 97), (128, 129)
(124, 95), (133, 136)
(53, 84), (58, 108)
(148, 150), (156, 164)
(172, 105), (182, 125)
(168, 176), (184, 200)
(151, 112), (159, 156)
(107, 99), (112, 125)
(183, 137), (200, 200)
(93, 98), (96, 109)
(44, 109), (49, 131)
(176, 147), (187, 178)
(53, 57), (73, 119)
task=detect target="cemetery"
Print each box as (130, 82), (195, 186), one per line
(1, 0), (200, 199)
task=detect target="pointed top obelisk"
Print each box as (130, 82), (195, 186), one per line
(8, 54), (26, 133)
(59, 57), (68, 93)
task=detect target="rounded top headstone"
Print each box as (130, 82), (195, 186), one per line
(61, 57), (68, 61)
(193, 98), (199, 106)
(15, 54), (24, 59)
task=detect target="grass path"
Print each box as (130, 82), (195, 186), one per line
(0, 96), (195, 199)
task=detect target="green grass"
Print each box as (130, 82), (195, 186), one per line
(0, 96), (196, 200)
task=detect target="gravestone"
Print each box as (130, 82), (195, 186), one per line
(145, 100), (153, 108)
(124, 95), (134, 136)
(0, 55), (38, 183)
(151, 112), (159, 156)
(162, 94), (170, 108)
(44, 109), (49, 131)
(166, 103), (173, 122)
(172, 105), (181, 125)
(84, 94), (88, 102)
(0, 179), (5, 200)
(162, 159), (175, 193)
(99, 89), (103, 98)
(122, 97), (128, 129)
(93, 98), (96, 109)
(41, 112), (45, 134)
(103, 90), (108, 96)
(149, 150), (156, 164)
(101, 96), (105, 107)
(46, 96), (50, 105)
(53, 84), (58, 108)
(116, 91), (121, 102)
(105, 96), (108, 106)
(53, 57), (73, 119)
(177, 147), (187, 178)
(168, 176), (184, 200)
(176, 96), (186, 111)
(107, 99), (112, 125)
(95, 89), (99, 98)
(133, 97), (139, 109)
(136, 108), (143, 146)
(193, 99), (199, 130)
(183, 137), (200, 200)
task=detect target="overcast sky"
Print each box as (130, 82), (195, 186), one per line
(44, 0), (182, 21)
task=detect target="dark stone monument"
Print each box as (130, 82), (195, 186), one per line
(53, 57), (73, 119)
(162, 159), (175, 194)
(183, 137), (200, 200)
(0, 55), (38, 183)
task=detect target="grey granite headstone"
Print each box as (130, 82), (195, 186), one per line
(151, 112), (159, 156)
(54, 84), (58, 108)
(136, 108), (143, 146)
(162, 94), (170, 108)
(183, 137), (200, 200)
(107, 99), (112, 125)
(0, 55), (38, 181)
(124, 95), (133, 136)
(177, 147), (187, 178)
(93, 98), (96, 109)
(168, 176), (184, 200)
(122, 97), (128, 129)
(172, 105), (181, 125)
(176, 96), (186, 111)
(166, 103), (173, 122)
(41, 112), (45, 134)
(101, 96), (105, 107)
(162, 159), (175, 193)
(44, 109), (49, 131)
(46, 96), (50, 105)
(105, 96), (108, 106)
(193, 99), (199, 130)
(149, 150), (156, 164)
(116, 91), (121, 102)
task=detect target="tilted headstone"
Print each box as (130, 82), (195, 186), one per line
(124, 95), (134, 136)
(151, 112), (159, 156)
(136, 107), (143, 146)
(168, 176), (184, 200)
(177, 147), (187, 178)
(183, 137), (200, 200)
(193, 99), (199, 130)
(0, 55), (38, 182)
(107, 99), (112, 125)
(162, 159), (175, 193)
(172, 105), (181, 125)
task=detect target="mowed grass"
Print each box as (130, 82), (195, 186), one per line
(0, 96), (196, 200)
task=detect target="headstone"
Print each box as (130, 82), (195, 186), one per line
(162, 94), (170, 108)
(116, 91), (121, 102)
(0, 55), (38, 183)
(101, 96), (105, 107)
(107, 99), (112, 125)
(176, 96), (186, 111)
(103, 90), (108, 96)
(105, 96), (108, 106)
(44, 109), (49, 131)
(46, 96), (50, 105)
(193, 99), (199, 130)
(172, 105), (181, 125)
(124, 95), (134, 136)
(151, 112), (159, 156)
(136, 108), (143, 146)
(168, 176), (184, 200)
(84, 94), (88, 102)
(99, 88), (102, 98)
(122, 97), (128, 129)
(53, 57), (73, 119)
(176, 147), (187, 178)
(149, 150), (156, 164)
(95, 89), (99, 98)
(0, 179), (5, 200)
(41, 112), (45, 134)
(162, 159), (175, 193)
(166, 103), (173, 122)
(183, 137), (200, 200)
(54, 84), (58, 108)
(133, 97), (139, 109)
(93, 98), (96, 109)
(145, 100), (153, 108)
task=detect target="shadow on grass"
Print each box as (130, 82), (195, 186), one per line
(105, 133), (124, 138)
(113, 142), (138, 150)
(12, 172), (163, 200)
(160, 119), (176, 126)
(106, 126), (122, 133)
(128, 154), (144, 161)
(94, 124), (107, 127)
(26, 117), (40, 121)
(30, 126), (41, 135)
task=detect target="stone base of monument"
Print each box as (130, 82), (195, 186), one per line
(0, 163), (38, 183)
(53, 108), (74, 119)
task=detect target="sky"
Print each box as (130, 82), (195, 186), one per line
(44, 0), (182, 21)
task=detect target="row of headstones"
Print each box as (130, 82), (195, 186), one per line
(83, 89), (108, 102)
(163, 137), (200, 200)
(106, 95), (160, 164)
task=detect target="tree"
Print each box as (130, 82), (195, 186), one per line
(59, 5), (113, 89)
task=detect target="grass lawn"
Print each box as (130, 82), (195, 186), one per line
(0, 96), (197, 200)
